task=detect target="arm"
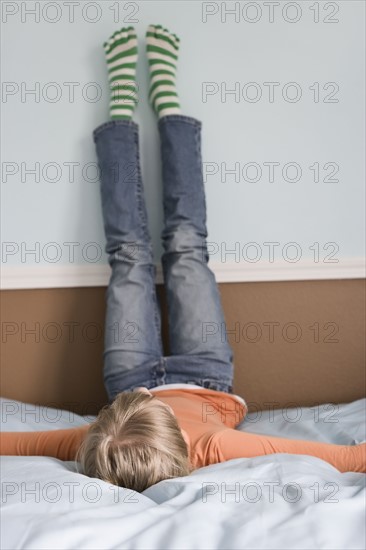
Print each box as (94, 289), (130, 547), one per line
(212, 429), (366, 473)
(0, 424), (91, 461)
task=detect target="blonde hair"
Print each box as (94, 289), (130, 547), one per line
(76, 391), (193, 492)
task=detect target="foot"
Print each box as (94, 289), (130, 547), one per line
(104, 26), (138, 120)
(146, 24), (182, 119)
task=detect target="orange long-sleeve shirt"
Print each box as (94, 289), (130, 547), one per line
(1, 388), (365, 473)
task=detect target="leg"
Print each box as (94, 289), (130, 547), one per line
(95, 120), (164, 402)
(95, 28), (164, 403)
(145, 25), (234, 391)
(159, 116), (234, 391)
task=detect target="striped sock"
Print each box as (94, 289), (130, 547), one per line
(146, 24), (182, 118)
(103, 26), (138, 120)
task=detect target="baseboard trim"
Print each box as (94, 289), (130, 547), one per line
(1, 259), (365, 289)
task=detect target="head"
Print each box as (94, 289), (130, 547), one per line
(76, 389), (192, 492)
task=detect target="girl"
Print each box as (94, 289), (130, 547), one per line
(1, 25), (365, 492)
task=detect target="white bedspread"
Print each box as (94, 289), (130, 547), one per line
(1, 397), (365, 550)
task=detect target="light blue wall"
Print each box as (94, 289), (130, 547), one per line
(2, 1), (365, 267)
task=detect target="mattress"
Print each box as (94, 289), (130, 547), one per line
(1, 396), (365, 550)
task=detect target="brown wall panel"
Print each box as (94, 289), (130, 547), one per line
(1, 280), (365, 416)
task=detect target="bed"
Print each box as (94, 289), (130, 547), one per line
(1, 396), (365, 550)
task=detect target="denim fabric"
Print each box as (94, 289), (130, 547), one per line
(94, 115), (234, 403)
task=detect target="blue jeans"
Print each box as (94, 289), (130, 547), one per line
(93, 115), (234, 403)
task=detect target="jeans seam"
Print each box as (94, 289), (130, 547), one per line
(132, 132), (163, 356)
(151, 264), (164, 356)
(134, 130), (148, 242)
(194, 124), (208, 234)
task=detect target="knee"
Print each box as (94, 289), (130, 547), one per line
(107, 240), (153, 264)
(162, 226), (208, 258)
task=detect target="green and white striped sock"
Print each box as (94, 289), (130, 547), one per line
(146, 24), (182, 118)
(103, 26), (138, 120)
